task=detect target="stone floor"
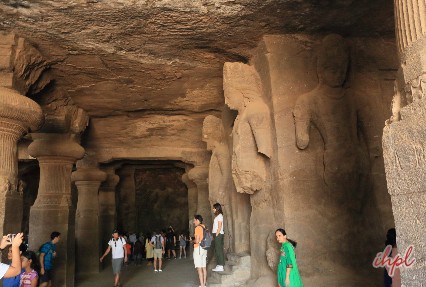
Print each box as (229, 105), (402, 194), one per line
(76, 257), (200, 287)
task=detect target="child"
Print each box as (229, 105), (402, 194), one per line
(20, 251), (39, 287)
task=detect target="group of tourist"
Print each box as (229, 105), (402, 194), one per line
(191, 202), (304, 287)
(100, 227), (191, 287)
(1, 231), (61, 287)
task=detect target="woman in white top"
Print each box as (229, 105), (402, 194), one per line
(212, 203), (225, 272)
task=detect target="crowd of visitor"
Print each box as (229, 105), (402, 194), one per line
(0, 206), (400, 287)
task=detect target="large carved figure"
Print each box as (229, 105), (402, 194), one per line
(202, 115), (231, 204)
(223, 62), (273, 195)
(293, 34), (363, 194)
(224, 62), (275, 283)
(202, 115), (234, 254)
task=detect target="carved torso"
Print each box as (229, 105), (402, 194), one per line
(232, 102), (270, 194)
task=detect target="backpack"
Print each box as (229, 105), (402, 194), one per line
(154, 235), (162, 249)
(200, 225), (213, 250)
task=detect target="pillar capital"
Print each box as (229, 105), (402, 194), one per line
(181, 172), (196, 189)
(0, 87), (43, 138)
(28, 133), (85, 162)
(72, 154), (107, 183)
(187, 166), (209, 184)
(72, 169), (107, 183)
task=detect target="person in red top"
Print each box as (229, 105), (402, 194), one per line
(193, 215), (207, 287)
(125, 239), (132, 265)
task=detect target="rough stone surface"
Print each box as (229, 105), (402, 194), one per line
(0, 1), (406, 286)
(249, 34), (397, 285)
(134, 166), (188, 234)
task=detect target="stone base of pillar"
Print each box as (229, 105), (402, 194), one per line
(30, 205), (76, 287)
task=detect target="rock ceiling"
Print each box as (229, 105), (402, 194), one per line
(1, 0), (394, 117)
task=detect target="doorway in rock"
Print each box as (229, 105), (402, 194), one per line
(115, 161), (190, 238)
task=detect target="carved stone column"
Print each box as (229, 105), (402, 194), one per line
(182, 173), (198, 234)
(0, 89), (42, 234)
(72, 155), (106, 276)
(28, 134), (84, 287)
(188, 166), (212, 230)
(381, 1), (426, 285)
(117, 166), (136, 232)
(99, 167), (119, 268)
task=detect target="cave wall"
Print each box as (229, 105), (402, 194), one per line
(246, 34), (397, 285)
(134, 167), (189, 234)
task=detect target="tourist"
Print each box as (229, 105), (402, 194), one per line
(212, 203), (225, 272)
(133, 238), (143, 265)
(128, 232), (137, 261)
(275, 228), (303, 287)
(124, 239), (132, 266)
(165, 227), (176, 259)
(3, 243), (27, 287)
(20, 251), (40, 287)
(99, 230), (128, 287)
(150, 232), (165, 272)
(0, 233), (24, 280)
(39, 231), (60, 287)
(178, 233), (187, 259)
(384, 228), (401, 287)
(145, 233), (154, 266)
(193, 215), (207, 287)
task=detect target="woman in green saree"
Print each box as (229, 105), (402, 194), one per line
(275, 228), (303, 287)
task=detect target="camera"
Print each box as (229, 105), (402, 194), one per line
(7, 234), (16, 242)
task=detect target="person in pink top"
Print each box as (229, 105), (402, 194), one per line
(20, 251), (39, 287)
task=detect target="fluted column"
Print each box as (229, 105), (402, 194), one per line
(188, 166), (212, 230)
(182, 173), (198, 234)
(381, 2), (426, 285)
(99, 167), (119, 269)
(28, 134), (84, 287)
(72, 155), (106, 276)
(0, 88), (42, 234)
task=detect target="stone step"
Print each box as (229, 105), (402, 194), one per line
(207, 253), (251, 287)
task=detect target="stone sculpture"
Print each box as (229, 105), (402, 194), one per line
(293, 34), (361, 190)
(202, 115), (230, 204)
(224, 62), (276, 283)
(223, 62), (272, 195)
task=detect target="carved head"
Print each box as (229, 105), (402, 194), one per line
(317, 34), (349, 88)
(202, 115), (225, 150)
(223, 62), (262, 110)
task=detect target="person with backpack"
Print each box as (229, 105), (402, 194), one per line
(150, 232), (165, 272)
(99, 230), (128, 287)
(39, 231), (60, 287)
(193, 215), (208, 287)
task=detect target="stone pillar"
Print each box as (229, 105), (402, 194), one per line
(0, 89), (43, 234)
(381, 1), (426, 285)
(28, 134), (84, 287)
(72, 155), (106, 277)
(99, 167), (119, 268)
(117, 166), (136, 232)
(182, 172), (198, 234)
(188, 166), (212, 230)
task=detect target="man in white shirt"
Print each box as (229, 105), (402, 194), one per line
(100, 230), (128, 287)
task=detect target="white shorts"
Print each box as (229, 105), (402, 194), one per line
(193, 246), (207, 268)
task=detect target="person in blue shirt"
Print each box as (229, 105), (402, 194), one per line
(39, 232), (60, 287)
